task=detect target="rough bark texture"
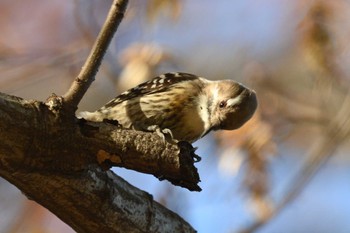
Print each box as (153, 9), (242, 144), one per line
(0, 92), (198, 232)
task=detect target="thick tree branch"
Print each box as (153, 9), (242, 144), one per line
(63, 0), (128, 110)
(0, 92), (200, 189)
(0, 167), (195, 233)
(0, 92), (199, 232)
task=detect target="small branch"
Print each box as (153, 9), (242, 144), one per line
(63, 0), (128, 110)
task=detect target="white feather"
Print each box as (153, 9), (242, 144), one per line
(226, 95), (242, 107)
(197, 93), (211, 136)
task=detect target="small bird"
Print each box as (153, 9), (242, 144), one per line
(78, 72), (257, 143)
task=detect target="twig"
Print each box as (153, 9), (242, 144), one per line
(63, 0), (128, 110)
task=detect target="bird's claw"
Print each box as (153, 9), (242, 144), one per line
(147, 125), (176, 143)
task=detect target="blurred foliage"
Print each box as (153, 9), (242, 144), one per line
(146, 0), (183, 23)
(116, 43), (172, 92)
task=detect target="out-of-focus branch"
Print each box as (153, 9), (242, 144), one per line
(63, 0), (128, 111)
(240, 91), (350, 233)
(239, 2), (350, 232)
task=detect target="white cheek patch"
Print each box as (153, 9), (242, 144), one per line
(198, 94), (211, 133)
(226, 95), (242, 107)
(212, 83), (220, 104)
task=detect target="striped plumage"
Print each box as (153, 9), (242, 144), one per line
(78, 72), (257, 142)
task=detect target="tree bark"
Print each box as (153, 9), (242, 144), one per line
(0, 92), (198, 232)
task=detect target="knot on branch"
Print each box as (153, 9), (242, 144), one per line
(45, 93), (64, 113)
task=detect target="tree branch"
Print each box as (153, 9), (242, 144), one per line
(0, 91), (199, 232)
(0, 167), (195, 233)
(63, 0), (128, 110)
(0, 92), (200, 190)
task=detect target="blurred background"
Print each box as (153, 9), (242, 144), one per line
(1, 0), (350, 232)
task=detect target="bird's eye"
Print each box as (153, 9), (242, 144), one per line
(219, 101), (226, 108)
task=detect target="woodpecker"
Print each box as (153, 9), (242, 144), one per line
(78, 72), (257, 142)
